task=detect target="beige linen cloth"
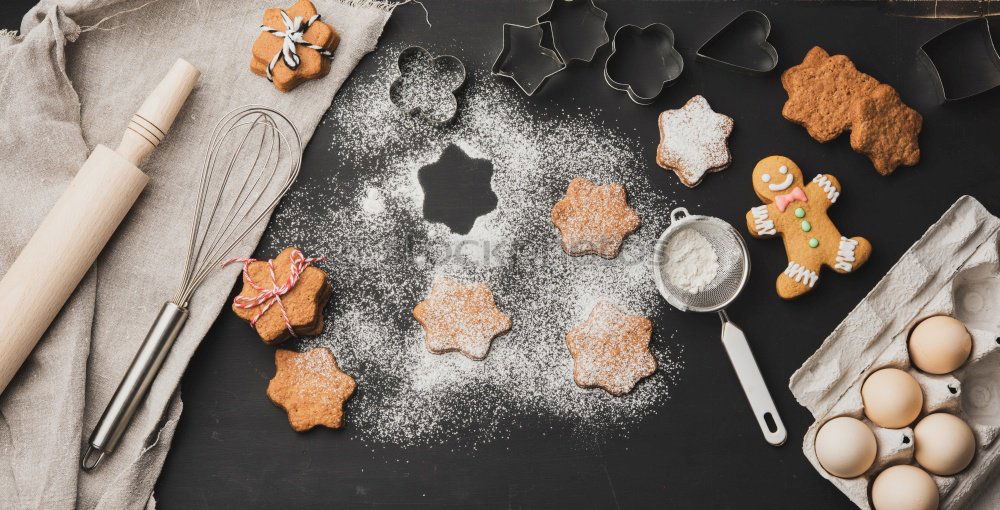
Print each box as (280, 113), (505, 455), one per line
(0, 0), (392, 507)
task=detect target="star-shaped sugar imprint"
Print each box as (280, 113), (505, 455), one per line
(550, 178), (641, 259)
(413, 276), (512, 360)
(267, 347), (356, 432)
(565, 301), (656, 396)
(656, 95), (734, 187)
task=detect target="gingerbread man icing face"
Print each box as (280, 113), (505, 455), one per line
(752, 158), (804, 202)
(745, 156), (872, 299)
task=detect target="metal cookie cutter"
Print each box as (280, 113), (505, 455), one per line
(537, 0), (609, 64)
(696, 10), (778, 74)
(492, 21), (567, 96)
(389, 46), (467, 125)
(918, 18), (1000, 102)
(604, 23), (684, 105)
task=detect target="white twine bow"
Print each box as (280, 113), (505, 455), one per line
(260, 10), (334, 82)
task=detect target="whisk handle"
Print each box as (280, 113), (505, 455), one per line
(82, 302), (188, 471)
(117, 58), (201, 166)
(719, 314), (787, 446)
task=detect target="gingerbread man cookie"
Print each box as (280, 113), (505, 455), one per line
(250, 0), (340, 92)
(231, 247), (329, 345)
(744, 156), (872, 299)
(267, 347), (356, 432)
(565, 301), (656, 396)
(551, 178), (641, 259)
(413, 276), (512, 360)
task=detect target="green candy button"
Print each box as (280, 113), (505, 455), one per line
(794, 207), (805, 218)
(808, 238), (819, 248)
(801, 220), (812, 232)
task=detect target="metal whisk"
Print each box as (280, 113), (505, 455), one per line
(82, 106), (301, 470)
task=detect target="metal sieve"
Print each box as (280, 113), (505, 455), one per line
(652, 207), (787, 446)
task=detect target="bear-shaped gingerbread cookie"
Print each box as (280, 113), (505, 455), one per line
(745, 156), (872, 299)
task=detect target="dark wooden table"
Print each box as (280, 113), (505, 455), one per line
(6, 1), (1000, 508)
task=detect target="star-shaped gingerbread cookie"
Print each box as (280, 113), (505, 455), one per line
(551, 178), (640, 259)
(780, 46), (878, 143)
(250, 0), (340, 92)
(850, 84), (922, 175)
(267, 347), (356, 432)
(565, 301), (656, 396)
(413, 276), (512, 360)
(656, 95), (734, 188)
(232, 247), (330, 345)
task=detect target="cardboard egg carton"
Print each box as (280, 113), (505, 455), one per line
(790, 196), (1000, 509)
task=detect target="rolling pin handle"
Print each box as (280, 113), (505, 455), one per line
(117, 58), (200, 166)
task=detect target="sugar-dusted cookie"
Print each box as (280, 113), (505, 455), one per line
(565, 301), (656, 396)
(231, 247), (329, 344)
(744, 156), (872, 299)
(250, 0), (340, 92)
(781, 46), (878, 143)
(850, 83), (922, 175)
(413, 276), (512, 360)
(656, 95), (734, 187)
(551, 178), (640, 259)
(267, 347), (356, 432)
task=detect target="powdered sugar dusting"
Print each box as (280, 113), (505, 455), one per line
(656, 95), (734, 187)
(662, 229), (720, 294)
(263, 45), (684, 447)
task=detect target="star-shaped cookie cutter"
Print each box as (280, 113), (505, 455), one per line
(537, 0), (609, 64)
(492, 21), (567, 96)
(388, 46), (467, 125)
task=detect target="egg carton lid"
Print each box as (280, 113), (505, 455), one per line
(789, 195), (1000, 419)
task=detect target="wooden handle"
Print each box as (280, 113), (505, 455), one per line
(0, 147), (147, 393)
(117, 58), (201, 166)
(0, 59), (199, 395)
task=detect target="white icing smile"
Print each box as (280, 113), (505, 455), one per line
(768, 173), (793, 191)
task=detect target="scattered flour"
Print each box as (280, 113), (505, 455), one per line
(262, 45), (685, 447)
(662, 229), (720, 294)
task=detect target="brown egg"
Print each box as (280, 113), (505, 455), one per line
(815, 416), (877, 478)
(908, 316), (971, 374)
(862, 368), (923, 429)
(871, 465), (938, 510)
(914, 413), (976, 475)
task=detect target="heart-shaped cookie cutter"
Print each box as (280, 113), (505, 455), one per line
(696, 10), (778, 74)
(604, 23), (684, 105)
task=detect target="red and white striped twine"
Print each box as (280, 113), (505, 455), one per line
(223, 248), (326, 337)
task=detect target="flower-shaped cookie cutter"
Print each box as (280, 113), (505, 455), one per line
(918, 18), (1000, 102)
(696, 10), (778, 74)
(537, 0), (609, 64)
(492, 21), (567, 96)
(604, 23), (684, 105)
(389, 46), (467, 125)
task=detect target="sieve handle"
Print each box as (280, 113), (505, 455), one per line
(669, 207), (689, 224)
(719, 313), (787, 446)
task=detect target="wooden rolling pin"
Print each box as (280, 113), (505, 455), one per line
(0, 59), (200, 395)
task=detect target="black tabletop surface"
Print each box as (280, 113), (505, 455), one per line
(6, 1), (1000, 508)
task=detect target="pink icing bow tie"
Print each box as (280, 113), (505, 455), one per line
(774, 187), (807, 212)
